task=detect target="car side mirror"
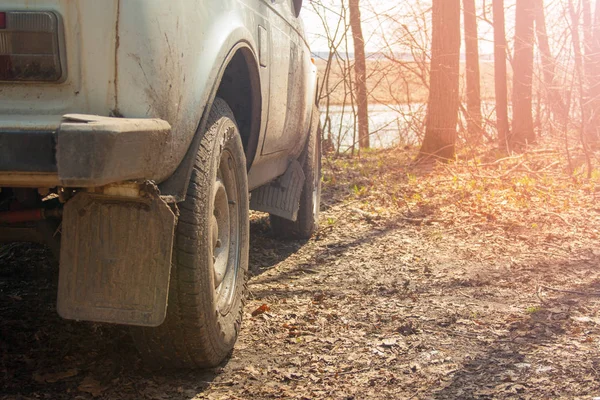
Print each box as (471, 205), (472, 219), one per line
(293, 0), (302, 17)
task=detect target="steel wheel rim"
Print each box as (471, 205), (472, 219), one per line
(211, 149), (240, 315)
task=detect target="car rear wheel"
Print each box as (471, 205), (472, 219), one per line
(131, 98), (249, 368)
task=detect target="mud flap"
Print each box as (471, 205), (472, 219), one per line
(250, 159), (305, 221)
(57, 192), (176, 327)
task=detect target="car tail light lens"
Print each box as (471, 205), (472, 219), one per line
(0, 11), (64, 82)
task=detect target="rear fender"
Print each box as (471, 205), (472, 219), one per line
(116, 1), (265, 192)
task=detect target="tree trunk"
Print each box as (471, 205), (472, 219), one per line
(534, 0), (567, 125)
(348, 0), (369, 150)
(493, 0), (510, 150)
(570, 0), (586, 107)
(511, 0), (536, 150)
(418, 0), (461, 161)
(582, 0), (593, 79)
(463, 0), (482, 142)
(586, 0), (600, 142)
(570, 0), (585, 82)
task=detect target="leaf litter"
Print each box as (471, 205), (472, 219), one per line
(1, 145), (600, 399)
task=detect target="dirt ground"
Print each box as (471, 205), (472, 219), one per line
(1, 147), (600, 399)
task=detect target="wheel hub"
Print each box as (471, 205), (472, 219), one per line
(212, 179), (230, 289)
(210, 150), (241, 315)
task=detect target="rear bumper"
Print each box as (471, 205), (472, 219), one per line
(0, 114), (171, 188)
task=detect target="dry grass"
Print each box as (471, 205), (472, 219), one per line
(321, 140), (599, 239)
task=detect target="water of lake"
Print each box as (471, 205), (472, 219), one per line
(321, 103), (426, 153)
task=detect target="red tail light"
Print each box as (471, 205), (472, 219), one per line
(0, 11), (64, 82)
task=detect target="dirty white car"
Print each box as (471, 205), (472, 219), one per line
(0, 0), (320, 368)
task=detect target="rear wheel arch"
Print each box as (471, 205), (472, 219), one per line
(216, 47), (262, 170)
(158, 41), (263, 202)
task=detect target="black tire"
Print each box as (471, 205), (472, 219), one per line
(131, 98), (249, 369)
(270, 107), (322, 239)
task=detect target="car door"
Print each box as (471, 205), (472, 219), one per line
(260, 0), (309, 156)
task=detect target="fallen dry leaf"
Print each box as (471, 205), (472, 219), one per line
(251, 303), (270, 317)
(313, 292), (326, 303)
(33, 368), (79, 384)
(78, 376), (105, 397)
